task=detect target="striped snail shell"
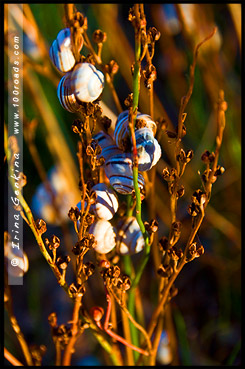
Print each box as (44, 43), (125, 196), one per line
(70, 63), (104, 103)
(89, 219), (116, 254)
(57, 72), (81, 112)
(104, 152), (145, 195)
(49, 28), (83, 73)
(135, 128), (162, 171)
(114, 111), (157, 151)
(114, 110), (131, 150)
(116, 216), (145, 254)
(89, 183), (119, 220)
(92, 131), (122, 162)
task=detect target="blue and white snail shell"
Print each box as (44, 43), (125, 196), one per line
(114, 110), (157, 151)
(49, 28), (83, 73)
(89, 219), (116, 254)
(57, 72), (81, 112)
(70, 63), (104, 103)
(135, 128), (162, 171)
(116, 216), (145, 254)
(104, 152), (145, 195)
(81, 183), (118, 221)
(93, 131), (122, 162)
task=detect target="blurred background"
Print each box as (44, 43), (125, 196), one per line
(4, 3), (241, 366)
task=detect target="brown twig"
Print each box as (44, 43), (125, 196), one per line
(4, 348), (24, 367)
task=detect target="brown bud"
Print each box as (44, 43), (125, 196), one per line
(35, 219), (47, 234)
(92, 29), (107, 43)
(68, 207), (81, 222)
(90, 306), (104, 322)
(176, 185), (185, 199)
(83, 261), (95, 278)
(50, 235), (60, 249)
(56, 255), (71, 270)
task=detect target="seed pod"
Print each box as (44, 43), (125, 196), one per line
(89, 219), (116, 254)
(104, 152), (145, 195)
(57, 72), (81, 112)
(89, 183), (119, 220)
(49, 28), (83, 73)
(70, 62), (104, 103)
(116, 216), (145, 254)
(114, 110), (157, 151)
(135, 128), (162, 171)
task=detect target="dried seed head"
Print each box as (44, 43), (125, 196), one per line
(157, 264), (172, 278)
(147, 27), (161, 43)
(35, 219), (47, 234)
(18, 172), (27, 188)
(176, 185), (185, 199)
(144, 219), (158, 234)
(188, 202), (199, 217)
(83, 261), (95, 278)
(68, 206), (81, 222)
(201, 150), (215, 163)
(72, 234), (96, 255)
(214, 165), (225, 176)
(50, 235), (60, 249)
(162, 167), (170, 181)
(92, 29), (107, 43)
(56, 255), (71, 270)
(124, 93), (133, 108)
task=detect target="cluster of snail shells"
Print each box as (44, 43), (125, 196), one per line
(114, 110), (162, 171)
(49, 28), (105, 109)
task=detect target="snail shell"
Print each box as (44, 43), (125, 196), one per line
(70, 62), (104, 103)
(116, 216), (145, 254)
(114, 110), (157, 151)
(89, 183), (119, 220)
(49, 28), (83, 73)
(93, 131), (122, 162)
(5, 243), (29, 278)
(89, 219), (116, 254)
(57, 73), (81, 112)
(104, 153), (145, 195)
(135, 128), (162, 171)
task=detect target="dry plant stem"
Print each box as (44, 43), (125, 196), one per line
(146, 90), (226, 344)
(82, 30), (123, 114)
(120, 297), (135, 365)
(55, 340), (62, 366)
(4, 348), (24, 367)
(97, 289), (149, 357)
(177, 27), (217, 141)
(109, 287), (152, 354)
(62, 294), (83, 366)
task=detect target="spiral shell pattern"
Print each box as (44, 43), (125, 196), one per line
(104, 153), (145, 194)
(116, 216), (145, 254)
(49, 28), (83, 73)
(135, 128), (162, 171)
(114, 110), (157, 151)
(93, 131), (122, 162)
(70, 63), (104, 103)
(90, 183), (119, 220)
(57, 73), (81, 112)
(89, 219), (116, 254)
